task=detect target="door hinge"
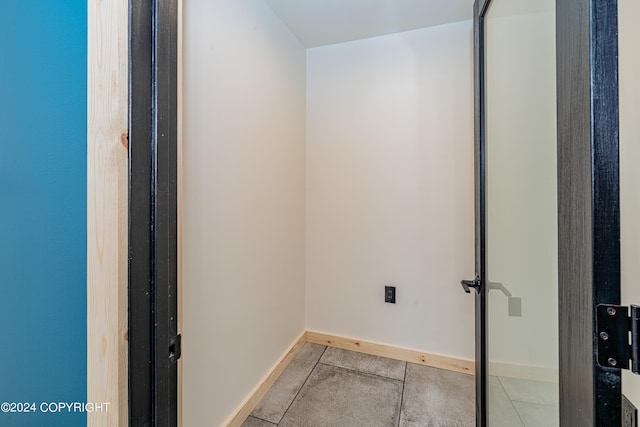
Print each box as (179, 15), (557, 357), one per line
(169, 334), (181, 364)
(596, 304), (640, 373)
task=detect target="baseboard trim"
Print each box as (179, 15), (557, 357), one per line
(223, 331), (307, 427)
(306, 331), (474, 375)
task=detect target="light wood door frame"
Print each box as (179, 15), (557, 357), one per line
(88, 1), (182, 425)
(87, 0), (129, 426)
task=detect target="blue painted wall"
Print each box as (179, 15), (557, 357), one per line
(0, 2), (87, 426)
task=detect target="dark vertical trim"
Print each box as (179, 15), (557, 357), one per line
(591, 0), (621, 425)
(473, 1), (488, 426)
(129, 0), (179, 425)
(129, 0), (154, 424)
(153, 0), (179, 425)
(557, 0), (620, 425)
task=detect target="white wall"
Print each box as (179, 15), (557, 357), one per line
(305, 21), (476, 360)
(181, 2), (306, 426)
(619, 0), (640, 407)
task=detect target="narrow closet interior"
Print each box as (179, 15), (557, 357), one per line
(181, 2), (476, 425)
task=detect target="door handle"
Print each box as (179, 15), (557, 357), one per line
(461, 277), (481, 294)
(488, 281), (512, 297)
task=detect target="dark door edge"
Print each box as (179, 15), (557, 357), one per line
(128, 0), (180, 425)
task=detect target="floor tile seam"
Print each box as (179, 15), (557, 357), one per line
(497, 375), (558, 393)
(496, 375), (520, 404)
(495, 377), (528, 426)
(276, 345), (329, 425)
(497, 376), (559, 407)
(396, 362), (408, 427)
(247, 415), (277, 426)
(498, 375), (558, 385)
(509, 403), (527, 427)
(509, 399), (558, 407)
(316, 361), (405, 383)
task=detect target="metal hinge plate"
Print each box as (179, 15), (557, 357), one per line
(596, 304), (640, 373)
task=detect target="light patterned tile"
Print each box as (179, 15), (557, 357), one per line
(498, 377), (559, 406)
(240, 416), (276, 427)
(279, 363), (403, 427)
(320, 347), (406, 380)
(250, 343), (326, 423)
(488, 375), (524, 427)
(400, 363), (475, 427)
(512, 401), (559, 427)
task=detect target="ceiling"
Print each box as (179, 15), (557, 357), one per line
(264, 0), (475, 48)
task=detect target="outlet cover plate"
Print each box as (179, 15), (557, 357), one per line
(385, 286), (396, 304)
(508, 297), (522, 317)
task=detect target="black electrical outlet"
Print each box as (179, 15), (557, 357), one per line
(385, 286), (396, 304)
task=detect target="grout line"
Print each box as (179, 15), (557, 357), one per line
(276, 345), (329, 425)
(496, 376), (527, 426)
(509, 399), (558, 407)
(397, 362), (408, 427)
(247, 415), (277, 426)
(316, 361), (405, 383)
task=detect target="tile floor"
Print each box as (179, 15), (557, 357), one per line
(241, 343), (559, 427)
(242, 343), (474, 427)
(488, 375), (559, 427)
